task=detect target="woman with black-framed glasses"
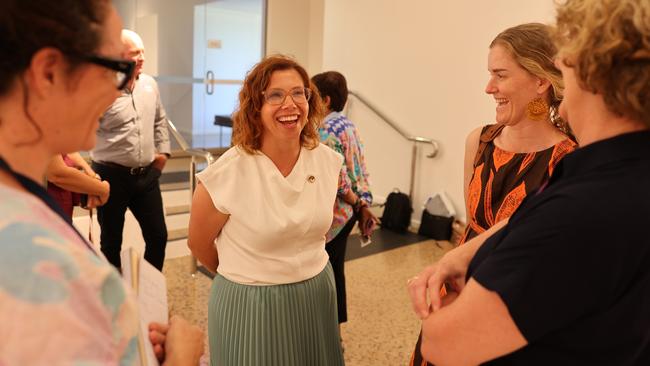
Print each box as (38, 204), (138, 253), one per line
(0, 0), (203, 365)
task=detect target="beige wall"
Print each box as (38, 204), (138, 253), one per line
(319, 0), (555, 223)
(265, 0), (324, 75)
(261, 0), (557, 222)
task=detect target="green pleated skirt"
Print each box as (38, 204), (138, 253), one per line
(208, 263), (345, 366)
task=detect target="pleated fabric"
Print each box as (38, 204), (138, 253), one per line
(208, 263), (345, 366)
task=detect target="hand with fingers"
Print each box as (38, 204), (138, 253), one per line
(152, 153), (168, 172)
(407, 220), (506, 319)
(97, 180), (110, 205)
(85, 195), (102, 209)
(407, 243), (475, 319)
(162, 316), (204, 366)
(357, 206), (378, 237)
(149, 321), (170, 363)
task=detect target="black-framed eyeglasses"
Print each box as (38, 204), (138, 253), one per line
(85, 55), (135, 90)
(262, 87), (312, 106)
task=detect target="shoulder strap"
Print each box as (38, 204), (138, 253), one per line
(473, 124), (505, 167)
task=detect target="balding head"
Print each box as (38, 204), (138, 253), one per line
(121, 29), (145, 80)
(122, 29), (144, 50)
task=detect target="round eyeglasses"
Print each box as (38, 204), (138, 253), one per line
(262, 87), (312, 106)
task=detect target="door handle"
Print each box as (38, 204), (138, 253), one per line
(205, 70), (214, 95)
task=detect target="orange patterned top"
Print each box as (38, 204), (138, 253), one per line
(410, 125), (576, 366)
(460, 124), (576, 244)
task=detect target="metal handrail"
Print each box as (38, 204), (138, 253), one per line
(347, 91), (439, 158)
(345, 90), (440, 201)
(167, 120), (215, 165)
(166, 119), (214, 274)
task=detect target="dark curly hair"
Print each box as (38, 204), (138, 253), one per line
(0, 0), (109, 96)
(311, 71), (349, 112)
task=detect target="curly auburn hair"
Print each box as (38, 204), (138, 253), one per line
(491, 23), (571, 135)
(231, 55), (324, 154)
(553, 0), (650, 127)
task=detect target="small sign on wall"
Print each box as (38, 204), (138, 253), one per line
(207, 39), (222, 49)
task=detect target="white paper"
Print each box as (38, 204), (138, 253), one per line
(120, 248), (168, 366)
(138, 258), (168, 366)
(137, 258), (168, 325)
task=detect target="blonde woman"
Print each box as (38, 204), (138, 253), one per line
(459, 23), (576, 245)
(411, 22), (576, 366)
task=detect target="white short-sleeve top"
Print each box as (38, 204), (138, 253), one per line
(196, 143), (343, 285)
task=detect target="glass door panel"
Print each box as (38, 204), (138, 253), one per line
(199, 0), (265, 148)
(114, 0), (265, 150)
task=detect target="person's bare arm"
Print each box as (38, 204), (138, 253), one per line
(46, 155), (109, 202)
(187, 183), (229, 273)
(463, 127), (482, 224)
(408, 218), (508, 317)
(419, 279), (527, 365)
(67, 152), (96, 177)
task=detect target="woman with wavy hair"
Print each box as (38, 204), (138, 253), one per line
(410, 22), (576, 366)
(408, 0), (650, 364)
(459, 22), (576, 245)
(188, 55), (345, 365)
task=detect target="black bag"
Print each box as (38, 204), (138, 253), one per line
(418, 209), (453, 240)
(381, 190), (412, 233)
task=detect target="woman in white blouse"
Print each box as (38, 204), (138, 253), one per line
(188, 55), (345, 365)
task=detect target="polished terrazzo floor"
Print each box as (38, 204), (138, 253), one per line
(162, 239), (454, 365)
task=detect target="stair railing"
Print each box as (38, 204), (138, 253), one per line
(345, 90), (440, 202)
(166, 120), (215, 274)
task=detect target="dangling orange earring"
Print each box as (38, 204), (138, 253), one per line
(527, 97), (549, 121)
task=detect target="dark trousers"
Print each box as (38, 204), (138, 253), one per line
(93, 162), (167, 271)
(410, 331), (433, 366)
(325, 216), (357, 324)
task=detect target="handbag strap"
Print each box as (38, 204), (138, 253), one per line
(473, 124), (505, 168)
(0, 156), (96, 253)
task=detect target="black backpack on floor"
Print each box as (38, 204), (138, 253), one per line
(381, 190), (412, 233)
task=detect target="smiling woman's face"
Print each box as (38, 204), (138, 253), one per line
(259, 68), (309, 147)
(485, 44), (545, 126)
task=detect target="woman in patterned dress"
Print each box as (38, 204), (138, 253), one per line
(408, 0), (650, 363)
(410, 23), (576, 366)
(460, 23), (576, 245)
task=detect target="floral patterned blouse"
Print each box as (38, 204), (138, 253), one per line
(319, 112), (373, 241)
(0, 185), (139, 365)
